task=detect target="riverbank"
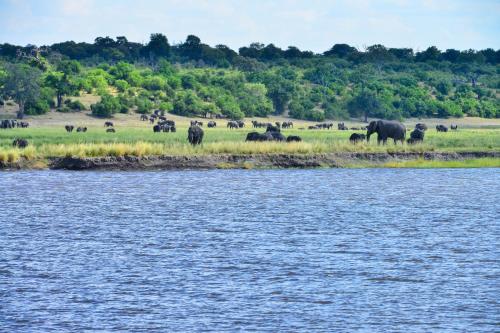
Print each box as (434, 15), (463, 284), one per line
(2, 151), (499, 170)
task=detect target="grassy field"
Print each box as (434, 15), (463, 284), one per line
(0, 109), (499, 166)
(0, 125), (499, 162)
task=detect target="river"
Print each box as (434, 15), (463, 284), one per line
(0, 169), (498, 332)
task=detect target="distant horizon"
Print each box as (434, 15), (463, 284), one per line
(0, 0), (498, 52)
(1, 33), (499, 54)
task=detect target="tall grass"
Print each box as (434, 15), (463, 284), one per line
(0, 127), (498, 162)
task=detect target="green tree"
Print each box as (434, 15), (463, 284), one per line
(144, 33), (170, 60)
(1, 63), (42, 118)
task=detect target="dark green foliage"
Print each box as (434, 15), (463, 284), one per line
(1, 35), (498, 121)
(64, 99), (86, 111)
(91, 94), (121, 117)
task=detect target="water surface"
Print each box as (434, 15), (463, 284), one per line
(1, 169), (499, 332)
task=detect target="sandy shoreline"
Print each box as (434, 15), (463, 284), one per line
(1, 151), (498, 170)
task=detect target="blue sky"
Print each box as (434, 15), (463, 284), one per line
(0, 0), (498, 52)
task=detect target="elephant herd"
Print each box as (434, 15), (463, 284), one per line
(1, 119), (29, 129)
(345, 120), (458, 145)
(245, 124), (302, 142)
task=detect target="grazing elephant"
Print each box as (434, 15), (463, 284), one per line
(407, 128), (425, 144)
(237, 120), (245, 128)
(104, 121), (114, 127)
(12, 138), (28, 148)
(153, 124), (161, 132)
(106, 128), (116, 133)
(227, 121), (239, 129)
(65, 125), (74, 133)
(207, 121), (216, 128)
(266, 131), (286, 141)
(140, 114), (148, 121)
(450, 124), (458, 130)
(366, 120), (406, 145)
(188, 125), (204, 145)
(266, 124), (280, 133)
(246, 132), (268, 141)
(286, 135), (302, 142)
(415, 123), (428, 131)
(349, 133), (366, 144)
(436, 124), (448, 132)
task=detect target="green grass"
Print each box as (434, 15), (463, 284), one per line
(381, 158), (500, 168)
(0, 127), (499, 164)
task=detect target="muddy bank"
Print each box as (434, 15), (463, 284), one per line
(1, 151), (498, 170)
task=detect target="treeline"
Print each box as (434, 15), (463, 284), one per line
(0, 34), (498, 120)
(1, 34), (499, 65)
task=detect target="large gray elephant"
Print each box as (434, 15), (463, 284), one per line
(366, 120), (406, 145)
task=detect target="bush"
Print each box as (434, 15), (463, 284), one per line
(115, 79), (129, 92)
(91, 95), (121, 117)
(135, 97), (154, 114)
(25, 99), (50, 115)
(158, 101), (173, 112)
(64, 99), (86, 111)
(56, 106), (72, 113)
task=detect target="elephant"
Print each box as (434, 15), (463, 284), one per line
(349, 133), (366, 144)
(282, 121), (293, 129)
(415, 123), (428, 131)
(104, 121), (114, 127)
(227, 121), (239, 129)
(12, 138), (28, 148)
(407, 128), (425, 144)
(366, 120), (406, 145)
(76, 127), (87, 132)
(106, 128), (116, 133)
(65, 125), (74, 133)
(266, 131), (285, 141)
(237, 120), (245, 128)
(188, 125), (204, 145)
(140, 114), (148, 121)
(436, 124), (448, 132)
(207, 121), (217, 128)
(246, 132), (268, 141)
(153, 124), (162, 132)
(451, 124), (458, 130)
(266, 124), (280, 133)
(286, 135), (302, 142)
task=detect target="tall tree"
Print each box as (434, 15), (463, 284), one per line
(1, 63), (41, 118)
(145, 33), (170, 59)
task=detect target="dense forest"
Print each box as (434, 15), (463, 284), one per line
(0, 34), (498, 120)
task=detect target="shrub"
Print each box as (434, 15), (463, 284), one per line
(64, 99), (86, 111)
(115, 79), (129, 92)
(56, 106), (72, 113)
(91, 94), (121, 117)
(135, 97), (154, 114)
(25, 99), (50, 115)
